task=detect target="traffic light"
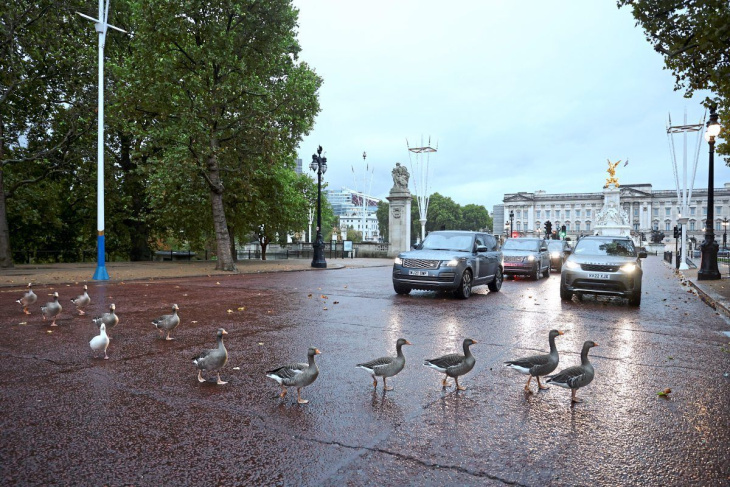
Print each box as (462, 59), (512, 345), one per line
(560, 225), (567, 240)
(673, 225), (679, 238)
(544, 221), (552, 237)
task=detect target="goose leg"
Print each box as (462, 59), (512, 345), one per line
(23, 307), (31, 315)
(79, 310), (86, 316)
(197, 370), (206, 383)
(571, 389), (582, 403)
(297, 388), (309, 404)
(383, 377), (393, 391)
(279, 386), (287, 399)
(441, 377), (449, 389)
(524, 376), (533, 392)
(537, 376), (548, 390)
(104, 350), (109, 360)
(372, 375), (378, 388)
(216, 373), (228, 385)
(165, 332), (174, 341)
(455, 377), (467, 391)
(50, 319), (58, 327)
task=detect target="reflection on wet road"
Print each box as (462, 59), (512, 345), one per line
(1, 257), (728, 485)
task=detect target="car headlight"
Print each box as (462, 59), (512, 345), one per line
(565, 260), (580, 270)
(620, 263), (637, 273)
(527, 255), (536, 262)
(394, 257), (402, 265)
(551, 252), (561, 258)
(441, 259), (460, 267)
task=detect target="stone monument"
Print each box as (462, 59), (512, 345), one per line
(387, 162), (412, 257)
(594, 159), (631, 237)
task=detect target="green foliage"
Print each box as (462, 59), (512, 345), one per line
(618, 0), (730, 161)
(376, 201), (389, 242)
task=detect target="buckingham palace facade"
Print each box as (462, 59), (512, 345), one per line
(500, 183), (730, 247)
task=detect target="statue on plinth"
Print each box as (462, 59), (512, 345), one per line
(391, 162), (410, 191)
(604, 159), (621, 188)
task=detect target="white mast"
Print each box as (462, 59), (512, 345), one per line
(667, 109), (705, 270)
(407, 136), (437, 243)
(78, 1), (127, 280)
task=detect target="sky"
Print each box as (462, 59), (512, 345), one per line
(292, 1), (729, 213)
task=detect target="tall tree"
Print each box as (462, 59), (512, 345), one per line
(376, 201), (389, 242)
(0, 1), (95, 267)
(618, 0), (730, 160)
(123, 0), (321, 271)
(460, 204), (491, 231)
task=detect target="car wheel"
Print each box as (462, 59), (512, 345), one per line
(531, 265), (540, 281)
(543, 263), (550, 278)
(454, 269), (473, 299)
(628, 282), (642, 306)
(488, 267), (503, 292)
(393, 283), (411, 295)
(555, 263), (562, 272)
(560, 275), (572, 301)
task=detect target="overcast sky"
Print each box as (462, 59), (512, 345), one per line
(292, 1), (729, 212)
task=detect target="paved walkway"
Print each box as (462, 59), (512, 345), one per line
(0, 258), (393, 288)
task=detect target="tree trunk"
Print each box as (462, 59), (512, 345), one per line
(206, 147), (236, 271)
(228, 225), (237, 262)
(0, 121), (13, 268)
(119, 134), (152, 261)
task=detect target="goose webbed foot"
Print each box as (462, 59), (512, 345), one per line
(216, 373), (228, 385)
(455, 378), (467, 391)
(383, 378), (393, 391)
(279, 387), (287, 399)
(197, 370), (206, 383)
(441, 377), (449, 389)
(297, 388), (309, 404)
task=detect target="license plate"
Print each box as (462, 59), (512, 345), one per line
(409, 270), (429, 276)
(587, 273), (610, 279)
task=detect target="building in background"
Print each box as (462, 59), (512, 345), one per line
(502, 183), (730, 249)
(492, 204), (505, 236)
(325, 187), (381, 242)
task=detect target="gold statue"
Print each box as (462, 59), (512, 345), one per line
(605, 159), (621, 188)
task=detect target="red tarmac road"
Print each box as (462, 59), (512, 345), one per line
(1, 257), (729, 486)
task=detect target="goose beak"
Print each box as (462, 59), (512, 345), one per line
(315, 349), (321, 354)
(558, 331), (565, 335)
(593, 342), (599, 346)
(405, 340), (413, 345)
(222, 330), (228, 335)
(471, 339), (478, 344)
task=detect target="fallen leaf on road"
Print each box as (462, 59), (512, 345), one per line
(216, 282), (221, 285)
(47, 330), (53, 333)
(657, 388), (672, 397)
(333, 301), (339, 304)
(227, 309), (233, 313)
(191, 321), (198, 324)
(232, 367), (240, 370)
(18, 322), (27, 325)
(258, 342), (264, 346)
(238, 307), (245, 311)
(307, 294), (312, 298)
(323, 307), (328, 310)
(321, 295), (328, 299)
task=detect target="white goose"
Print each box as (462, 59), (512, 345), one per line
(90, 323), (110, 359)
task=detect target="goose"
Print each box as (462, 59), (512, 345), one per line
(505, 329), (564, 392)
(356, 338), (411, 391)
(92, 304), (119, 332)
(152, 304), (180, 340)
(71, 285), (91, 315)
(90, 323), (110, 359)
(547, 340), (598, 403)
(424, 338), (478, 391)
(41, 292), (62, 326)
(16, 283), (37, 315)
(267, 347), (321, 404)
(193, 328), (229, 385)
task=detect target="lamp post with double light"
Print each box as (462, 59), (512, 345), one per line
(698, 106), (722, 280)
(309, 146), (328, 268)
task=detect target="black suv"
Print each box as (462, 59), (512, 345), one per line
(548, 240), (571, 271)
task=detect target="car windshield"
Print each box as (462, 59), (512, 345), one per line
(421, 233), (473, 252)
(548, 242), (564, 251)
(574, 239), (636, 257)
(503, 240), (539, 252)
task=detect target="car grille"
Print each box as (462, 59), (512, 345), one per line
(402, 258), (439, 269)
(581, 264), (620, 272)
(504, 256), (525, 263)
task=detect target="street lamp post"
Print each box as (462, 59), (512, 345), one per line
(509, 210), (514, 238)
(309, 146), (328, 268)
(723, 217), (729, 250)
(698, 106), (722, 280)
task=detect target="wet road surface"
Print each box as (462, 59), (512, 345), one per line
(1, 256), (729, 486)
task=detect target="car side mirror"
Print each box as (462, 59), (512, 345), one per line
(476, 245), (488, 253)
(639, 251), (647, 258)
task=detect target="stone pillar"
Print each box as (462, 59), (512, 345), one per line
(387, 188), (412, 257)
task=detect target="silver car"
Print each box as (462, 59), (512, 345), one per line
(560, 236), (647, 306)
(392, 231), (503, 299)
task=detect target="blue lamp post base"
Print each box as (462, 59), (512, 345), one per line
(93, 234), (110, 280)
